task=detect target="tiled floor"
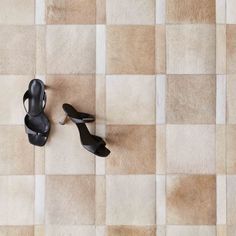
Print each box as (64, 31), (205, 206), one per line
(0, 0), (234, 236)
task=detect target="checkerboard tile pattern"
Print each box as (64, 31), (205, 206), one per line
(0, 1), (234, 236)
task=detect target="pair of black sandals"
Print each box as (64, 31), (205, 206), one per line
(23, 79), (110, 157)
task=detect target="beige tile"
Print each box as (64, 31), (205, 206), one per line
(167, 75), (216, 124)
(0, 176), (34, 225)
(216, 125), (226, 174)
(96, 176), (105, 225)
(107, 26), (155, 74)
(96, 75), (106, 124)
(46, 176), (95, 225)
(166, 0), (215, 23)
(0, 26), (35, 75)
(107, 226), (156, 236)
(106, 125), (156, 174)
(46, 0), (96, 24)
(106, 75), (155, 124)
(167, 226), (216, 236)
(167, 125), (216, 174)
(156, 26), (166, 74)
(217, 25), (226, 74)
(36, 26), (46, 74)
(216, 0), (226, 23)
(0, 226), (34, 236)
(228, 226), (236, 236)
(227, 75), (236, 124)
(227, 175), (236, 224)
(0, 126), (34, 175)
(156, 125), (166, 174)
(217, 176), (227, 224)
(156, 175), (166, 224)
(217, 225), (227, 236)
(46, 75), (95, 123)
(167, 25), (216, 74)
(34, 226), (45, 236)
(106, 175), (155, 225)
(96, 0), (106, 24)
(45, 125), (95, 175)
(227, 25), (236, 74)
(106, 0), (155, 25)
(0, 0), (34, 24)
(157, 226), (166, 236)
(45, 226), (95, 236)
(46, 25), (96, 74)
(227, 0), (236, 23)
(167, 175), (216, 224)
(226, 125), (236, 173)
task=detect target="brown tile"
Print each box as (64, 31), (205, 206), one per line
(107, 226), (156, 236)
(46, 0), (96, 24)
(0, 226), (34, 236)
(0, 126), (34, 175)
(166, 0), (215, 23)
(156, 25), (166, 74)
(96, 0), (106, 24)
(107, 26), (155, 74)
(106, 125), (156, 174)
(226, 125), (236, 174)
(0, 26), (35, 75)
(167, 175), (216, 225)
(46, 75), (95, 123)
(227, 25), (236, 74)
(46, 175), (95, 224)
(166, 75), (216, 124)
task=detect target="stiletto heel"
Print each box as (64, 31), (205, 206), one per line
(23, 79), (50, 146)
(61, 103), (110, 157)
(59, 114), (68, 125)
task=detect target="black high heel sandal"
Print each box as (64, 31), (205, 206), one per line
(23, 79), (50, 146)
(60, 103), (110, 157)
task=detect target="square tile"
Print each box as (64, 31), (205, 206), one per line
(46, 75), (95, 123)
(46, 25), (96, 74)
(167, 125), (216, 174)
(106, 0), (155, 25)
(107, 226), (156, 236)
(0, 176), (34, 225)
(226, 125), (236, 174)
(0, 0), (34, 24)
(227, 25), (236, 74)
(166, 0), (215, 23)
(106, 76), (155, 124)
(167, 175), (216, 224)
(227, 75), (236, 124)
(227, 175), (236, 224)
(0, 126), (34, 175)
(166, 75), (216, 124)
(227, 0), (236, 23)
(0, 226), (34, 236)
(167, 25), (216, 74)
(46, 0), (96, 24)
(0, 76), (33, 124)
(106, 175), (155, 225)
(0, 26), (35, 74)
(106, 125), (156, 174)
(167, 226), (216, 236)
(106, 26), (155, 74)
(45, 125), (95, 175)
(46, 175), (95, 225)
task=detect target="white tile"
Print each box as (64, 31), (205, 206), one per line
(96, 25), (106, 74)
(216, 75), (226, 124)
(156, 75), (166, 124)
(216, 0), (226, 23)
(35, 0), (45, 24)
(96, 226), (106, 236)
(35, 175), (45, 225)
(156, 0), (166, 24)
(156, 175), (166, 225)
(227, 0), (236, 23)
(217, 175), (226, 224)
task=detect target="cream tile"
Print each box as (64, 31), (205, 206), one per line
(0, 26), (35, 74)
(166, 75), (216, 124)
(46, 75), (95, 123)
(0, 0), (34, 25)
(167, 25), (216, 74)
(46, 176), (95, 225)
(217, 26), (226, 74)
(228, 226), (236, 236)
(106, 125), (156, 174)
(106, 0), (155, 25)
(96, 75), (105, 124)
(156, 175), (166, 225)
(226, 125), (236, 174)
(35, 0), (45, 24)
(107, 26), (155, 74)
(167, 226), (216, 236)
(227, 25), (236, 74)
(156, 26), (166, 74)
(156, 125), (166, 174)
(0, 176), (34, 225)
(96, 0), (106, 24)
(166, 0), (215, 23)
(36, 26), (46, 74)
(35, 175), (45, 225)
(45, 125), (95, 175)
(46, 0), (96, 24)
(156, 226), (166, 236)
(216, 0), (226, 23)
(156, 75), (166, 124)
(107, 226), (156, 236)
(0, 126), (34, 175)
(216, 75), (226, 124)
(167, 125), (216, 174)
(227, 175), (236, 224)
(106, 175), (155, 225)
(96, 176), (105, 225)
(227, 0), (236, 23)
(217, 225), (227, 236)
(34, 226), (45, 236)
(217, 175), (227, 224)
(156, 0), (166, 24)
(96, 26), (106, 74)
(227, 75), (236, 124)
(167, 175), (216, 224)
(216, 125), (226, 174)
(46, 25), (96, 74)
(96, 226), (105, 236)
(0, 226), (34, 236)
(106, 75), (155, 124)
(46, 226), (95, 236)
